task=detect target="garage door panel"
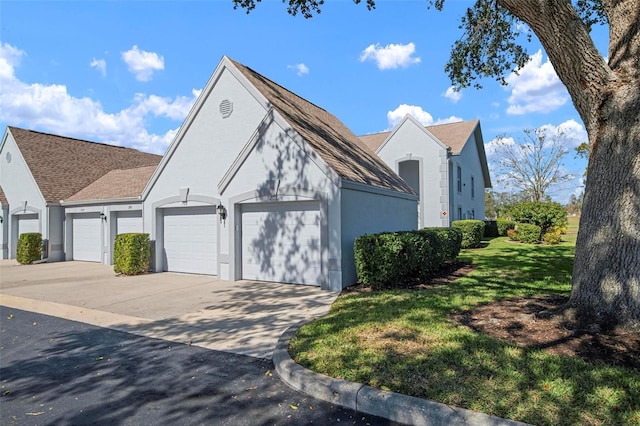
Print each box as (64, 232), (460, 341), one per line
(163, 206), (217, 275)
(17, 214), (39, 235)
(241, 202), (321, 286)
(72, 213), (102, 262)
(116, 211), (142, 235)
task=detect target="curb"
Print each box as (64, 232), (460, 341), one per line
(273, 322), (530, 426)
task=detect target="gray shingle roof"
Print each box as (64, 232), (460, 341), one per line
(65, 165), (157, 202)
(359, 119), (480, 155)
(9, 127), (162, 203)
(230, 59), (415, 195)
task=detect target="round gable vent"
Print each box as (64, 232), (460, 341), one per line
(219, 99), (233, 118)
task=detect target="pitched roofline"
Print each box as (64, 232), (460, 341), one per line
(2, 127), (47, 207)
(377, 114), (450, 154)
(7, 126), (142, 152)
(60, 197), (141, 206)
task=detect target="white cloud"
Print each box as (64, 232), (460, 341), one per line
(121, 45), (164, 82)
(538, 119), (588, 148)
(0, 42), (198, 154)
(505, 50), (569, 115)
(287, 63), (309, 76)
(359, 42), (421, 70)
(386, 104), (462, 129)
(90, 58), (107, 77)
(443, 86), (462, 103)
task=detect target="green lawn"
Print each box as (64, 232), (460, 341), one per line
(289, 217), (640, 425)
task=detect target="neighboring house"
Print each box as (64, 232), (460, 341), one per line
(359, 115), (491, 227)
(0, 127), (161, 262)
(142, 56), (417, 291)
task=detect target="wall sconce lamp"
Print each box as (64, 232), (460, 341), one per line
(0, 215), (3, 224)
(217, 204), (227, 222)
(99, 212), (107, 221)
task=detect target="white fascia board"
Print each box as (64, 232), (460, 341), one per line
(60, 197), (141, 206)
(472, 121), (492, 188)
(378, 114), (450, 154)
(341, 180), (419, 201)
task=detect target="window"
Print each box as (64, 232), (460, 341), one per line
(471, 209), (475, 219)
(457, 166), (462, 193)
(471, 176), (475, 199)
(457, 207), (462, 220)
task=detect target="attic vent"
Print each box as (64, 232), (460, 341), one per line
(219, 99), (233, 118)
(5, 152), (11, 163)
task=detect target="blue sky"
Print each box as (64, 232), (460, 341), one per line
(1, 1), (608, 203)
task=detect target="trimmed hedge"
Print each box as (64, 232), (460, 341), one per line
(16, 232), (42, 264)
(354, 228), (462, 289)
(516, 223), (542, 244)
(497, 219), (516, 236)
(452, 220), (485, 248)
(114, 233), (151, 275)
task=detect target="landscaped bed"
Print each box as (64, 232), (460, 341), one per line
(288, 218), (640, 425)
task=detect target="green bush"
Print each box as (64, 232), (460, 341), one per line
(16, 233), (42, 264)
(354, 228), (461, 289)
(507, 228), (519, 241)
(497, 219), (516, 236)
(509, 201), (568, 235)
(483, 220), (499, 238)
(516, 223), (542, 244)
(543, 231), (562, 245)
(114, 233), (150, 275)
(452, 220), (485, 248)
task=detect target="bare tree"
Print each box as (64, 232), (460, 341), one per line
(493, 128), (573, 202)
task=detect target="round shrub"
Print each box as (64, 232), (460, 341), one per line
(543, 231), (562, 245)
(114, 233), (151, 275)
(509, 201), (568, 235)
(452, 220), (485, 248)
(516, 223), (542, 244)
(483, 220), (499, 238)
(17, 232), (42, 264)
(497, 219), (516, 236)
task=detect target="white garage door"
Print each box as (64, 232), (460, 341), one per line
(72, 213), (102, 262)
(163, 206), (217, 275)
(116, 211), (142, 235)
(17, 213), (39, 235)
(241, 201), (321, 286)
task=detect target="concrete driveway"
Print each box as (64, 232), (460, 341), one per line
(0, 260), (338, 359)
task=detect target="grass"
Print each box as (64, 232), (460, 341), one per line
(289, 217), (640, 425)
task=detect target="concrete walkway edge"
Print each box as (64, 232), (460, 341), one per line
(274, 322), (530, 426)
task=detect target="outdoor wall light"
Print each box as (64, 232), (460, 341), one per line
(217, 204), (227, 222)
(99, 212), (107, 221)
(0, 215), (3, 224)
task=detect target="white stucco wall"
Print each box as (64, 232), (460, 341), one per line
(222, 116), (341, 290)
(340, 185), (418, 286)
(0, 131), (47, 258)
(450, 132), (487, 221)
(376, 118), (449, 228)
(1, 206), (8, 259)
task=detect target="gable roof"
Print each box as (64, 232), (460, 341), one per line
(64, 166), (157, 203)
(229, 58), (414, 195)
(359, 119), (480, 155)
(7, 127), (162, 203)
(0, 184), (7, 207)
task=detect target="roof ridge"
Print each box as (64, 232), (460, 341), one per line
(8, 126), (154, 154)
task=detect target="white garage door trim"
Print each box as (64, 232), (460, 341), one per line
(162, 206), (217, 275)
(72, 213), (102, 262)
(17, 213), (40, 235)
(241, 201), (322, 286)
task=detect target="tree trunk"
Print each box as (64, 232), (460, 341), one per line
(568, 81), (640, 330)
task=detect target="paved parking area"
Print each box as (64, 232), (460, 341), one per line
(0, 260), (338, 359)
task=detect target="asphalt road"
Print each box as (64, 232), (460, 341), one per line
(0, 306), (400, 426)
